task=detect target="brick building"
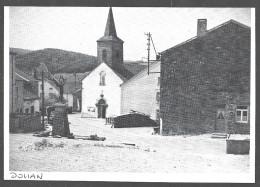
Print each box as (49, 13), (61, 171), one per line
(160, 19), (250, 135)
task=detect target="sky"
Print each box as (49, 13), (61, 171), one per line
(9, 7), (251, 61)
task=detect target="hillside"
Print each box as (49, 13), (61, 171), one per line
(14, 48), (98, 74)
(13, 48), (147, 76)
(10, 48), (33, 55)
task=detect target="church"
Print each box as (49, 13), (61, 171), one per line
(81, 7), (142, 118)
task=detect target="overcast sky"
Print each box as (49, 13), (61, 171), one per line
(9, 7), (251, 61)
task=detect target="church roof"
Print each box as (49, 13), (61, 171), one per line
(97, 7), (124, 43)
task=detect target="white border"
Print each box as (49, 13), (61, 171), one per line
(4, 6), (10, 179)
(4, 7), (255, 182)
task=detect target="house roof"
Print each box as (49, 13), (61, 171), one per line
(15, 68), (36, 82)
(63, 82), (82, 94)
(121, 61), (160, 87)
(81, 61), (147, 83)
(97, 7), (124, 43)
(14, 69), (40, 101)
(54, 72), (90, 83)
(123, 62), (147, 75)
(161, 19), (250, 54)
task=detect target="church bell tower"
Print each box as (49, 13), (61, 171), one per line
(97, 7), (124, 68)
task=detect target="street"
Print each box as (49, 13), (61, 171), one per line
(9, 113), (250, 173)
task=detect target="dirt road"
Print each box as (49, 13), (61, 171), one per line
(9, 114), (250, 173)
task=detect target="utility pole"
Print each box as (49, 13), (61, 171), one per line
(34, 69), (45, 129)
(145, 32), (161, 75)
(41, 70), (45, 128)
(145, 32), (151, 75)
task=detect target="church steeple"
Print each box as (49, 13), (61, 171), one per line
(97, 7), (124, 67)
(104, 7), (117, 37)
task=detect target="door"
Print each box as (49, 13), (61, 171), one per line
(31, 106), (34, 113)
(97, 105), (106, 119)
(102, 106), (106, 118)
(215, 108), (226, 132)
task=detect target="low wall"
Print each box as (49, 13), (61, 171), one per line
(10, 113), (43, 132)
(226, 139), (250, 154)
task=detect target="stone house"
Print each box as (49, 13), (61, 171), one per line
(160, 19), (250, 134)
(121, 61), (160, 122)
(11, 68), (41, 114)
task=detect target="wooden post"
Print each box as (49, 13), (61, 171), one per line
(41, 70), (45, 128)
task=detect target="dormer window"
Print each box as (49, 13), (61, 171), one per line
(102, 49), (107, 62)
(100, 71), (106, 85)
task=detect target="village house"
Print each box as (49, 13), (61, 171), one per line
(73, 88), (82, 112)
(160, 19), (250, 135)
(81, 7), (145, 118)
(121, 61), (160, 123)
(9, 51), (16, 113)
(35, 63), (60, 107)
(9, 52), (41, 114)
(54, 73), (89, 112)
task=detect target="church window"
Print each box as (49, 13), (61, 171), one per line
(102, 49), (107, 62)
(100, 71), (106, 85)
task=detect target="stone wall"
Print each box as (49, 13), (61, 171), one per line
(160, 21), (250, 134)
(10, 114), (42, 132)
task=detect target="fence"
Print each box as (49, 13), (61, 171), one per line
(10, 113), (43, 132)
(105, 117), (114, 125)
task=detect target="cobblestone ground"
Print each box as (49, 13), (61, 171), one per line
(9, 114), (250, 173)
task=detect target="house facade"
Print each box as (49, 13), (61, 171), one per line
(9, 52), (17, 113)
(11, 68), (41, 114)
(73, 88), (82, 112)
(160, 19), (250, 134)
(121, 61), (160, 121)
(54, 73), (88, 112)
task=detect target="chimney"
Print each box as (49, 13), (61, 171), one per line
(197, 19), (207, 36)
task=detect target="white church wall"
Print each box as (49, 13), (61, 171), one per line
(81, 63), (123, 118)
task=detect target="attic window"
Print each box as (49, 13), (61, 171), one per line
(100, 71), (106, 86)
(102, 49), (107, 62)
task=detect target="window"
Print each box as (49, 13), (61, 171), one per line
(100, 71), (106, 85)
(158, 77), (160, 86)
(15, 87), (18, 99)
(156, 92), (160, 103)
(102, 49), (107, 62)
(236, 106), (248, 123)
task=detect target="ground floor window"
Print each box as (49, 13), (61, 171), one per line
(236, 106), (248, 123)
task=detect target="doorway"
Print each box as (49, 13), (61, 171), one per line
(215, 108), (226, 132)
(96, 99), (108, 119)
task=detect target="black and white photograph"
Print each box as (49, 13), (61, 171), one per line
(4, 5), (255, 182)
